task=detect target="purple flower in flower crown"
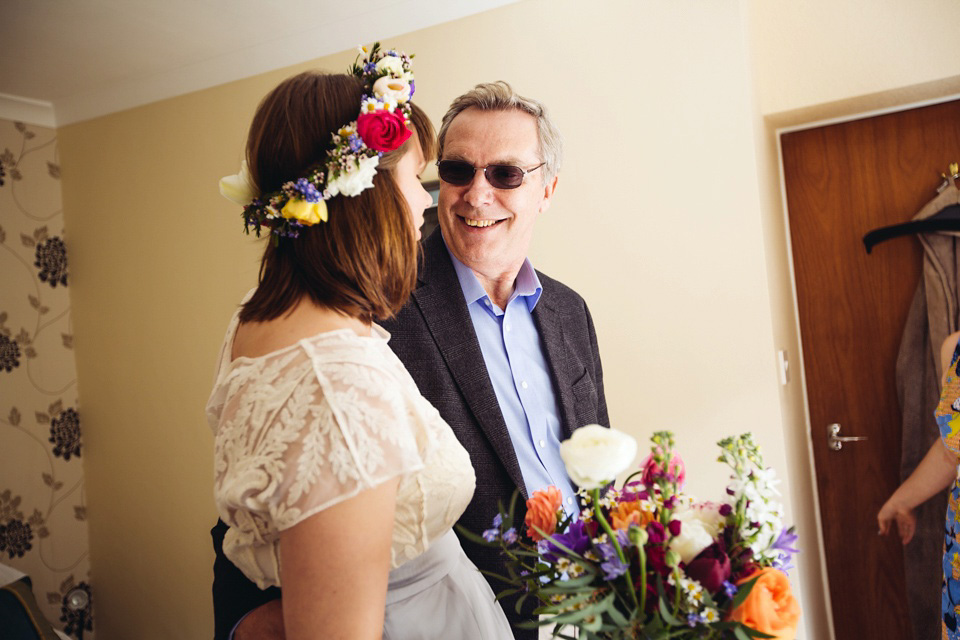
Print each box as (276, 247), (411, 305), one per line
(363, 62), (377, 73)
(409, 79), (416, 98)
(293, 178), (322, 203)
(347, 134), (364, 152)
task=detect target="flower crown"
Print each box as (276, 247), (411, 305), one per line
(218, 43), (416, 240)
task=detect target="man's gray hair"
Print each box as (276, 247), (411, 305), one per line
(437, 81), (563, 182)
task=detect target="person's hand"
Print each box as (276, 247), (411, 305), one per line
(877, 497), (917, 545)
(234, 599), (285, 640)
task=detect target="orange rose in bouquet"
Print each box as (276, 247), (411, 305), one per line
(728, 567), (801, 640)
(525, 486), (563, 541)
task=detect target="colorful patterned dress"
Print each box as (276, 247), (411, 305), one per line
(935, 339), (960, 639)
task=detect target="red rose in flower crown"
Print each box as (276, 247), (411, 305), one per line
(357, 110), (411, 152)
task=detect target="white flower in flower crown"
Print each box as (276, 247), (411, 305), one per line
(219, 160), (258, 205)
(326, 154), (380, 197)
(375, 55), (404, 76)
(372, 75), (412, 104)
(361, 98), (381, 113)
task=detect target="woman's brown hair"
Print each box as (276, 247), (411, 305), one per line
(238, 71), (435, 324)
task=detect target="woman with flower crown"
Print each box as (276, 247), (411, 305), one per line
(206, 45), (512, 639)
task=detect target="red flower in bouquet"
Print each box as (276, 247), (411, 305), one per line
(684, 542), (731, 592)
(525, 486), (563, 541)
(640, 449), (685, 487)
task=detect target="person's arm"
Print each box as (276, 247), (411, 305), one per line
(877, 330), (960, 544)
(278, 478), (399, 640)
(211, 519), (283, 640)
(878, 438), (957, 543)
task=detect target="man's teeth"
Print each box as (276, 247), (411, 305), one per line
(465, 218), (497, 228)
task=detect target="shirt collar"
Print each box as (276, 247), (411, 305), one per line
(442, 233), (543, 312)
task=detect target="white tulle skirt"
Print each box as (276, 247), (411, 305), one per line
(383, 530), (513, 639)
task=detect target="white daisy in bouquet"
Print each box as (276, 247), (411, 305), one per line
(462, 427), (801, 640)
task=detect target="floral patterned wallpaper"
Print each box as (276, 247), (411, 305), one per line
(0, 119), (94, 638)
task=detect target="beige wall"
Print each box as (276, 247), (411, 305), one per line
(54, 0), (960, 638)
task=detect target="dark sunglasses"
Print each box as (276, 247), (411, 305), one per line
(437, 160), (545, 190)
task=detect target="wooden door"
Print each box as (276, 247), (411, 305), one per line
(782, 99), (960, 640)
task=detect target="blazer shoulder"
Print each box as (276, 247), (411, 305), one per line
(536, 269), (587, 308)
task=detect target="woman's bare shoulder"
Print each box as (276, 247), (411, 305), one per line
(232, 299), (369, 361)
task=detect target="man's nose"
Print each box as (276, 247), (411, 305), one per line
(463, 169), (495, 207)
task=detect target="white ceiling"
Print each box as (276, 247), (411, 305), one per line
(0, 0), (520, 128)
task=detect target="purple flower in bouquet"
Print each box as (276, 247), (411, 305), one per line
(598, 542), (628, 579)
(543, 518), (591, 562)
(771, 527), (799, 571)
(723, 580), (738, 597)
(620, 482), (647, 502)
(684, 542), (732, 592)
(646, 521), (666, 545)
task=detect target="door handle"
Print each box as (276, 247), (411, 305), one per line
(827, 423), (867, 451)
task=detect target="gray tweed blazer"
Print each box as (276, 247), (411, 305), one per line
(381, 228), (609, 638)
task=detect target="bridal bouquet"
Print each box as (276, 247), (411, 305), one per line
(463, 426), (801, 640)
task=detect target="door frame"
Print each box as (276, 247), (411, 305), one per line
(773, 91), (960, 640)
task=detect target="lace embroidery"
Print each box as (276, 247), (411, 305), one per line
(206, 321), (475, 588)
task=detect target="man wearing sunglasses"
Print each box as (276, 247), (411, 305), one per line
(211, 82), (608, 640)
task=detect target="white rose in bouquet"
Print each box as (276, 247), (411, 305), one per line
(668, 502), (725, 564)
(559, 425), (637, 489)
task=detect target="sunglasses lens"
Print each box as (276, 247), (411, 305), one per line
(438, 161), (475, 185)
(486, 165), (524, 189)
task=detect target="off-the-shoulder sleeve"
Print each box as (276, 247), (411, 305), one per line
(214, 350), (425, 540)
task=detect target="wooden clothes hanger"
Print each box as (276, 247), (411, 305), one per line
(863, 163), (960, 254)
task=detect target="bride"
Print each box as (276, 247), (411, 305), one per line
(207, 45), (512, 639)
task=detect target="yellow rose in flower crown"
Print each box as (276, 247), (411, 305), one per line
(280, 197), (328, 225)
(727, 567), (801, 640)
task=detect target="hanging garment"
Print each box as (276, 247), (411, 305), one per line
(896, 182), (960, 640)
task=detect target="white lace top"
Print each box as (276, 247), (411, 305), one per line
(205, 304), (476, 589)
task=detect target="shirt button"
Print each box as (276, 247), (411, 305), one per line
(539, 439), (546, 448)
(521, 381), (528, 389)
(484, 299), (491, 306)
(505, 324), (512, 332)
(567, 497), (574, 505)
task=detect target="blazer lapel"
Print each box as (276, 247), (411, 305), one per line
(533, 292), (580, 440)
(412, 231), (527, 495)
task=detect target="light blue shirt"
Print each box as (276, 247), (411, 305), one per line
(445, 243), (579, 520)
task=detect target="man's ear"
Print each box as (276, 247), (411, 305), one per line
(539, 174), (558, 214)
